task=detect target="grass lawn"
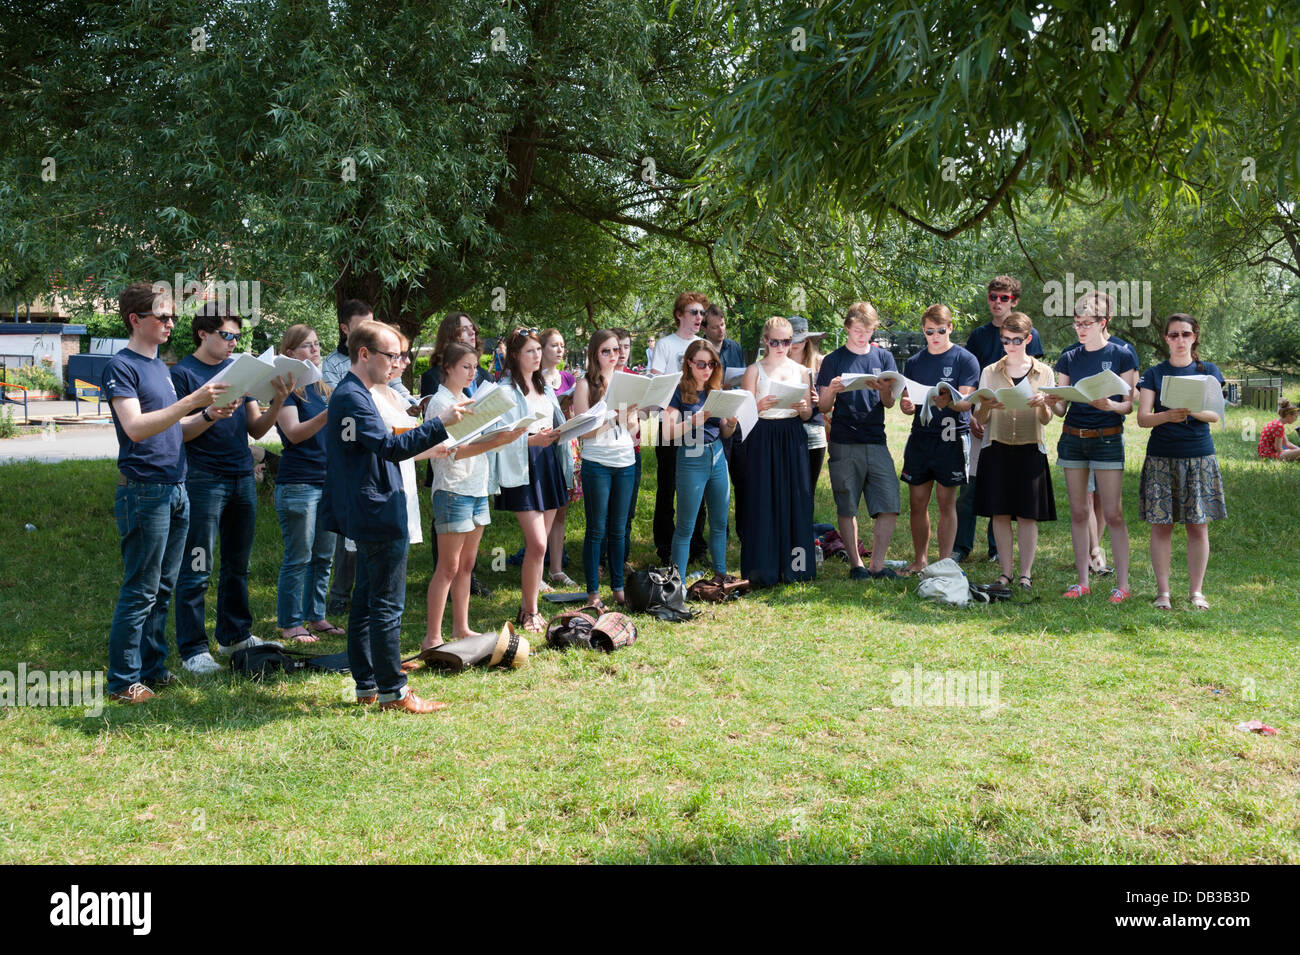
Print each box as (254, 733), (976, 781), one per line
(0, 403), (1297, 863)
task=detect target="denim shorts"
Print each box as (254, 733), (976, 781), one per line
(1057, 431), (1125, 470)
(431, 490), (490, 534)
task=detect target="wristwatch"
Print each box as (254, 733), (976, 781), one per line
(201, 408), (214, 422)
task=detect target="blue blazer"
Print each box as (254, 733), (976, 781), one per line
(488, 375), (573, 494)
(322, 371), (448, 541)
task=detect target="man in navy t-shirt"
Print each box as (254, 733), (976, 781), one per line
(170, 303), (294, 674)
(954, 274), (1043, 562)
(103, 283), (230, 704)
(898, 305), (980, 573)
(816, 301), (902, 579)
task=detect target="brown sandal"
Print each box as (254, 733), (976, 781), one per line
(516, 608), (546, 634)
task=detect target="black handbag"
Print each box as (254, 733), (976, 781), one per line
(625, 565), (694, 622)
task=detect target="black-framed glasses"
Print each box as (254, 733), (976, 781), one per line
(1000, 336), (1027, 346)
(217, 330), (240, 341)
(923, 327), (950, 336)
(369, 348), (402, 362)
(1072, 318), (1100, 328)
(690, 359), (718, 370)
(767, 338), (792, 348)
(138, 312), (175, 324)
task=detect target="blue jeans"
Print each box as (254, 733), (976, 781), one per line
(582, 460), (635, 593)
(107, 481), (189, 693)
(673, 441), (729, 575)
(174, 469), (257, 660)
(274, 483), (336, 627)
(348, 537), (409, 701)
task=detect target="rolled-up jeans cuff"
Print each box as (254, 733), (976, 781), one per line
(377, 685), (408, 704)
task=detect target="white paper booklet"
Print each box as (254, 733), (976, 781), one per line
(700, 388), (759, 440)
(917, 381), (968, 427)
(1159, 374), (1225, 417)
(606, 371), (681, 411)
(1040, 369), (1131, 405)
(723, 366), (748, 388)
(838, 371), (906, 401)
(440, 381), (518, 445)
(763, 378), (809, 411)
(968, 377), (1035, 411)
(553, 402), (615, 440)
(210, 347), (321, 404)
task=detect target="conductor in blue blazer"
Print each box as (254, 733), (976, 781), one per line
(322, 321), (471, 713)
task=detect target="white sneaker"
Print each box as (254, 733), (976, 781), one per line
(182, 652), (223, 674)
(218, 635), (283, 656)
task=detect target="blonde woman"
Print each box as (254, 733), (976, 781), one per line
(740, 316), (816, 587)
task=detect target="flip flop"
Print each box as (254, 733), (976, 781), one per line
(306, 620), (347, 636)
(279, 626), (315, 643)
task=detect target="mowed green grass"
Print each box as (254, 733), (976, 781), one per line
(0, 403), (1297, 863)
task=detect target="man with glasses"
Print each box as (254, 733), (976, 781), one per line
(897, 304), (981, 573)
(102, 283), (231, 703)
(170, 302), (294, 673)
(322, 321), (471, 712)
(323, 299), (417, 616)
(954, 275), (1044, 563)
(649, 293), (709, 566)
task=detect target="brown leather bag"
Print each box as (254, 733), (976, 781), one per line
(687, 573), (750, 603)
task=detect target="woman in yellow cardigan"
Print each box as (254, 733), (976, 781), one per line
(970, 312), (1057, 591)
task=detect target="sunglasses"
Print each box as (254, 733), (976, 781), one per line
(685, 308), (706, 316)
(139, 313), (176, 324)
(923, 327), (949, 336)
(1165, 331), (1195, 340)
(767, 338), (792, 348)
(216, 330), (240, 341)
(513, 327), (539, 337)
(988, 293), (1016, 303)
(598, 347), (619, 357)
(690, 359), (718, 370)
(999, 336), (1027, 346)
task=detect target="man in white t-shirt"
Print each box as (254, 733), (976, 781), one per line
(650, 292), (707, 566)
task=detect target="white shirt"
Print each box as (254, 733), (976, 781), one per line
(426, 385), (488, 497)
(649, 332), (699, 377)
(371, 384), (423, 545)
(756, 358), (809, 420)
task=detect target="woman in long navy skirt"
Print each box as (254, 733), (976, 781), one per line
(740, 316), (816, 587)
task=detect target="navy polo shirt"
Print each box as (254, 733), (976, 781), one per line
(965, 321), (1044, 368)
(276, 385), (329, 485)
(1053, 341), (1139, 430)
(103, 347), (187, 484)
(903, 345), (980, 435)
(816, 344), (897, 445)
(1139, 360), (1224, 458)
(171, 354), (254, 477)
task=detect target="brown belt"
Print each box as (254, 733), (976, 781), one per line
(1063, 425), (1122, 438)
(118, 474), (128, 486)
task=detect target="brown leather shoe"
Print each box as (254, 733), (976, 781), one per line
(356, 694), (378, 705)
(109, 683), (156, 704)
(378, 691), (447, 714)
